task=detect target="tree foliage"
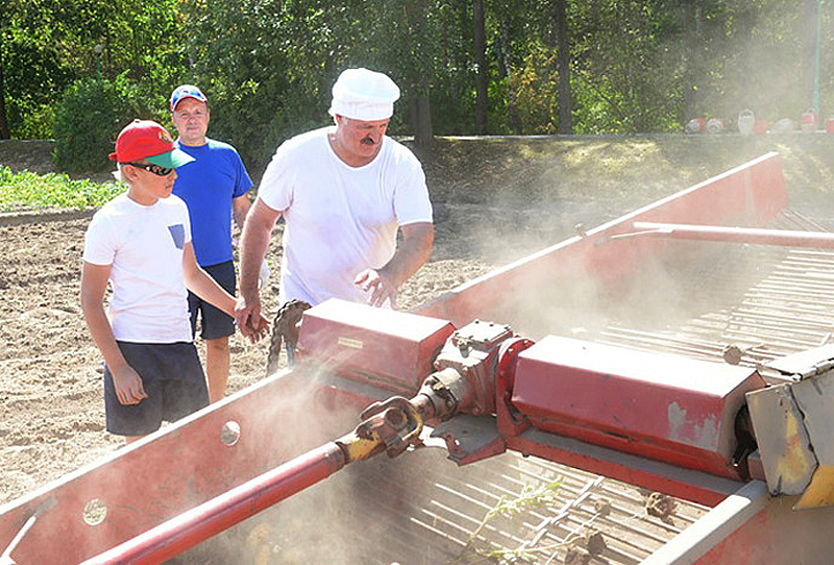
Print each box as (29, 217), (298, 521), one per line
(52, 75), (147, 173)
(2, 0), (832, 171)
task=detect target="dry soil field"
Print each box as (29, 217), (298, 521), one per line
(2, 133), (834, 523)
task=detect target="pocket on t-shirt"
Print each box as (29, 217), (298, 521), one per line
(168, 224), (185, 249)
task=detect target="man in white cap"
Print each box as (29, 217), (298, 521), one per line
(235, 68), (434, 337)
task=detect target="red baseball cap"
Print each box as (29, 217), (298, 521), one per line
(109, 119), (195, 168)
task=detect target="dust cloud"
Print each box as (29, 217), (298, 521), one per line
(170, 143), (740, 564)
(173, 361), (469, 564)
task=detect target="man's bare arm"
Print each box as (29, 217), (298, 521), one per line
(235, 199), (281, 335)
(355, 222), (433, 307)
(183, 241), (269, 342)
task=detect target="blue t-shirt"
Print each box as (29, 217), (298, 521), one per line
(173, 138), (253, 266)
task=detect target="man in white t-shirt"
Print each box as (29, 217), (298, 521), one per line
(81, 119), (268, 443)
(235, 68), (434, 338)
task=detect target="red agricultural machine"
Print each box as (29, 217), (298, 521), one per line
(4, 151), (834, 564)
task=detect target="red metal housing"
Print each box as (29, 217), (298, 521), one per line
(511, 336), (765, 479)
(296, 298), (455, 394)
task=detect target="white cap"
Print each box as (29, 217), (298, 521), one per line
(328, 68), (400, 121)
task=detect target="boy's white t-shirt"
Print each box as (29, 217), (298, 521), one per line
(83, 193), (193, 343)
(258, 126), (433, 305)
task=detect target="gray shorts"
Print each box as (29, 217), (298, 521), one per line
(187, 260), (236, 340)
(103, 341), (209, 436)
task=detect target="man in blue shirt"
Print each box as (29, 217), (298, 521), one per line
(170, 85), (254, 402)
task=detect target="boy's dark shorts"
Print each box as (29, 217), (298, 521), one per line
(187, 260), (236, 340)
(104, 341), (209, 437)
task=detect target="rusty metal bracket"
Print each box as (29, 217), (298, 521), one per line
(430, 414), (506, 466)
(496, 337), (535, 437)
(359, 396), (424, 458)
(746, 370), (834, 508)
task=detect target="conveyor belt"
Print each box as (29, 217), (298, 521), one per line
(598, 210), (834, 377)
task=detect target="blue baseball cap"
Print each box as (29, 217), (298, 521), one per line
(170, 85), (208, 111)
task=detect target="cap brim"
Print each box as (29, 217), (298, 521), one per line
(146, 148), (195, 168)
(171, 94), (208, 111)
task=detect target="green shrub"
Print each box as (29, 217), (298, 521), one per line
(16, 103), (56, 139)
(52, 75), (148, 174)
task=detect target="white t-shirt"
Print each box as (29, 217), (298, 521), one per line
(258, 126), (433, 305)
(83, 193), (193, 343)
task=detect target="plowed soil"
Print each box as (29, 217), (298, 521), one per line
(3, 133), (834, 508)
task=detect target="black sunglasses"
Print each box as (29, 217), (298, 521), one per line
(124, 162), (174, 176)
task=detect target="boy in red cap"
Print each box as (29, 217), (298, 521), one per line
(80, 119), (268, 443)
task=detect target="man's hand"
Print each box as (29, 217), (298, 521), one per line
(111, 364), (148, 405)
(354, 268), (397, 308)
(250, 312), (272, 343)
(353, 223), (432, 309)
(235, 293), (266, 341)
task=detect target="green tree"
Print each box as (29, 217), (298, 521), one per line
(552, 0), (572, 134)
(176, 0), (372, 173)
(4, 0), (833, 151)
(52, 75), (146, 173)
(473, 0), (488, 134)
(0, 0), (75, 138)
(0, 0), (182, 140)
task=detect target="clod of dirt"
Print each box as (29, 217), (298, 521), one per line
(564, 545), (590, 565)
(593, 498), (612, 517)
(246, 522), (275, 565)
(722, 343), (743, 365)
(645, 491), (677, 524)
(564, 530), (606, 564)
(585, 531), (607, 556)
